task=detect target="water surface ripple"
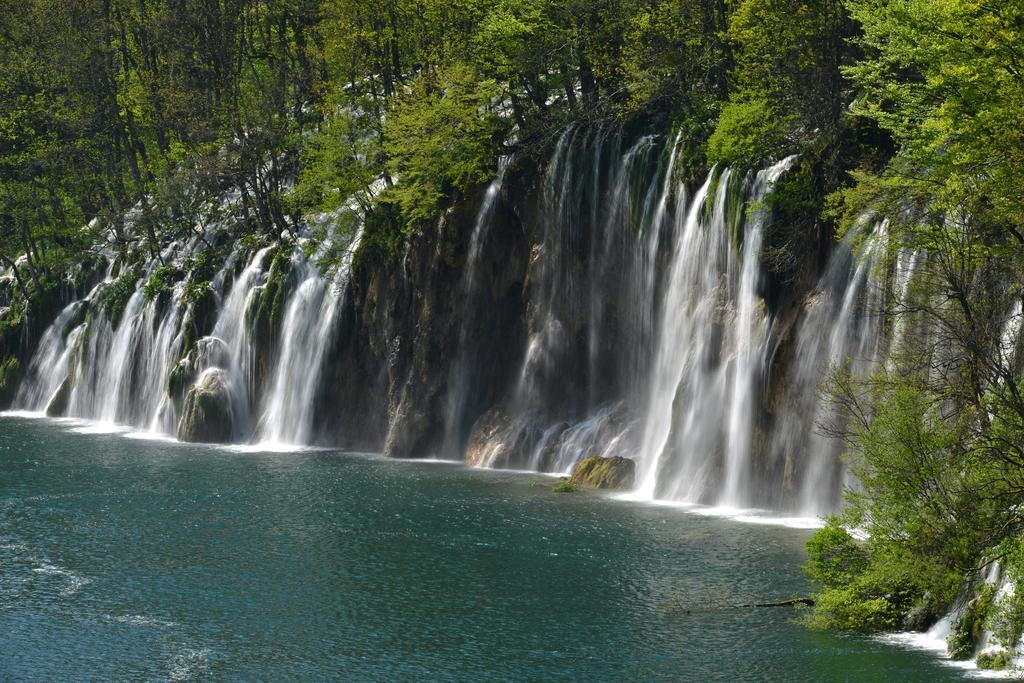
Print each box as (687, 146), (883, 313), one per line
(0, 416), (965, 681)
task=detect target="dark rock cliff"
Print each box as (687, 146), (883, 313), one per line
(314, 161), (535, 457)
(309, 143), (834, 478)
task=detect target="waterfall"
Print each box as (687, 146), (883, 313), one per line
(62, 252), (191, 430)
(459, 129), (902, 516)
(721, 161), (791, 506)
(460, 129), (815, 510)
(14, 300), (86, 412)
(206, 244), (275, 438)
(441, 156), (511, 455)
(768, 222), (887, 515)
(631, 157), (795, 507)
(9, 125), (926, 517)
(257, 221), (363, 446)
(12, 200), (362, 447)
(632, 171), (714, 500)
(465, 127), (666, 471)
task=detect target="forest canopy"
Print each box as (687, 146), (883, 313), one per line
(0, 0), (862, 288)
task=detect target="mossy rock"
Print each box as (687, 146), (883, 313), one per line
(0, 354), (21, 405)
(901, 592), (941, 632)
(353, 202), (404, 276)
(178, 284), (219, 359)
(177, 369), (235, 443)
(0, 304), (26, 347)
(0, 353), (20, 388)
(948, 584), (996, 660)
(465, 406), (512, 467)
(250, 245), (292, 338)
(976, 650), (1013, 671)
(71, 253), (107, 294)
(553, 478), (578, 493)
(143, 264), (185, 303)
(168, 336), (231, 415)
(167, 359), (191, 413)
(570, 455), (636, 490)
(192, 284), (218, 327)
(100, 266), (143, 326)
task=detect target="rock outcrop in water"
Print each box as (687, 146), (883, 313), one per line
(570, 455), (636, 490)
(45, 376), (72, 417)
(463, 405), (516, 468)
(169, 336), (232, 414)
(178, 369), (235, 443)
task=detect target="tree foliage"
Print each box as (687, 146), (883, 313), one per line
(805, 0), (1024, 648)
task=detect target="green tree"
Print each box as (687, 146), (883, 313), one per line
(382, 64), (503, 227)
(709, 0), (853, 166)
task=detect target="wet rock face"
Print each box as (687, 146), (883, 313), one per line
(319, 172), (531, 457)
(381, 191), (530, 459)
(464, 401), (637, 472)
(464, 407), (505, 467)
(0, 274), (94, 409)
(570, 455), (636, 490)
(463, 404), (537, 468)
(45, 376), (72, 417)
(177, 368), (234, 443)
(168, 336), (231, 415)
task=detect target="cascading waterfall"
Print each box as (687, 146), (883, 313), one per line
(63, 246), (191, 430)
(768, 221), (887, 515)
(722, 162), (793, 506)
(461, 129), (810, 509)
(463, 129), (903, 516)
(466, 127), (668, 471)
(882, 254), (1024, 664)
(631, 157), (795, 507)
(9, 126), (926, 517)
(205, 244), (275, 438)
(441, 157), (511, 455)
(12, 197), (362, 447)
(631, 171), (711, 500)
(18, 243), (207, 432)
(258, 221), (363, 446)
(14, 300), (87, 411)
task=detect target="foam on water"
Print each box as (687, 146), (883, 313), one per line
(70, 422), (132, 435)
(612, 493), (825, 529)
(881, 630), (1012, 679)
(0, 410), (48, 419)
(123, 430), (179, 443)
(107, 614), (178, 628)
(223, 442), (327, 454)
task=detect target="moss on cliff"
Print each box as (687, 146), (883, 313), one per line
(0, 354), (21, 403)
(570, 456), (636, 490)
(949, 583), (996, 659)
(100, 266), (143, 325)
(247, 244), (291, 339)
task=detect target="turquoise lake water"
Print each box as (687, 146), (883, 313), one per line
(0, 415), (967, 681)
